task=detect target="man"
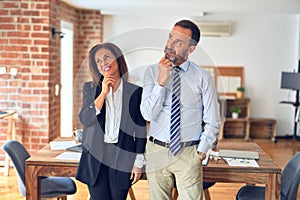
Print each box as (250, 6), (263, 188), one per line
(140, 19), (220, 199)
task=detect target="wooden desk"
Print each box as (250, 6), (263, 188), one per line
(1, 110), (17, 176)
(26, 138), (78, 199)
(204, 142), (281, 200)
(26, 139), (281, 200)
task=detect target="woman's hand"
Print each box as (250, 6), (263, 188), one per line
(94, 75), (115, 110)
(101, 75), (115, 96)
(130, 166), (142, 185)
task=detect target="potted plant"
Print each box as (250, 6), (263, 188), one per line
(230, 106), (241, 119)
(236, 86), (245, 98)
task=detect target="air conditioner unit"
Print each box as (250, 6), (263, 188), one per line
(196, 22), (231, 37)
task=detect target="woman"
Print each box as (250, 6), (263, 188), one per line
(76, 43), (147, 200)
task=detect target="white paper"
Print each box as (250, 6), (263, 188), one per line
(224, 158), (259, 167)
(54, 152), (82, 161)
(50, 141), (77, 150)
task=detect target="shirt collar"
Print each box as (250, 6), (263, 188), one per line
(174, 59), (190, 72)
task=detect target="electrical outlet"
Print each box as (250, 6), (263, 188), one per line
(0, 66), (7, 74)
(10, 68), (17, 76)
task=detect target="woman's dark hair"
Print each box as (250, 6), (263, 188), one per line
(174, 20), (201, 46)
(88, 42), (128, 86)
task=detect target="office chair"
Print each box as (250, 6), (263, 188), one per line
(236, 151), (300, 200)
(2, 140), (77, 200)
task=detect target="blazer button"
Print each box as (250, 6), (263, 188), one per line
(89, 105), (93, 108)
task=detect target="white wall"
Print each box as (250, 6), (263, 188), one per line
(103, 14), (299, 137)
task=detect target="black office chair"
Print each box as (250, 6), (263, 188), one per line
(2, 140), (77, 200)
(236, 151), (300, 200)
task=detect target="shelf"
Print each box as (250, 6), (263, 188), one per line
(219, 98), (251, 141)
(225, 118), (248, 122)
(250, 118), (277, 141)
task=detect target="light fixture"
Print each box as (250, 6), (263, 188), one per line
(52, 27), (65, 39)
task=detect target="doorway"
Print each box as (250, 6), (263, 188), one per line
(60, 20), (73, 137)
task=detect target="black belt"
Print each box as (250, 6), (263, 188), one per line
(149, 136), (200, 148)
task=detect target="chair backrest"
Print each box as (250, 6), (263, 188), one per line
(281, 151), (300, 200)
(2, 140), (30, 196)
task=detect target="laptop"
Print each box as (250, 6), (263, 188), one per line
(219, 149), (259, 160)
(66, 144), (82, 153)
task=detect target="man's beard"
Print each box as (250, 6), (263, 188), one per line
(164, 47), (188, 64)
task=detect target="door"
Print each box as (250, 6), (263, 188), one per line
(60, 20), (73, 137)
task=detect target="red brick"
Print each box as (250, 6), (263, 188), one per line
(22, 25), (32, 30)
(0, 17), (14, 23)
(32, 54), (48, 59)
(20, 17), (30, 23)
(31, 32), (49, 38)
(21, 3), (28, 9)
(33, 25), (42, 31)
(0, 24), (16, 29)
(2, 2), (20, 9)
(28, 82), (47, 87)
(10, 10), (22, 16)
(34, 40), (49, 45)
(22, 54), (30, 59)
(5, 46), (28, 52)
(23, 10), (40, 16)
(7, 31), (30, 37)
(0, 39), (9, 44)
(10, 39), (32, 45)
(31, 17), (49, 24)
(0, 10), (9, 15)
(36, 3), (50, 9)
(1, 52), (19, 58)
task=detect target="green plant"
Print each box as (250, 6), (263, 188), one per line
(230, 106), (241, 113)
(237, 86), (245, 92)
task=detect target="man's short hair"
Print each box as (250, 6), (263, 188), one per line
(174, 20), (200, 46)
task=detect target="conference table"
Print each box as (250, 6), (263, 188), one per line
(25, 138), (281, 200)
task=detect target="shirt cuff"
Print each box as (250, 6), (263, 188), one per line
(134, 154), (146, 168)
(95, 106), (101, 115)
(153, 82), (165, 94)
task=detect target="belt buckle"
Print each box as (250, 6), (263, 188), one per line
(151, 137), (156, 144)
(182, 141), (187, 147)
(165, 142), (169, 148)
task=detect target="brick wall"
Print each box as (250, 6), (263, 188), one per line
(0, 0), (102, 160)
(74, 9), (102, 129)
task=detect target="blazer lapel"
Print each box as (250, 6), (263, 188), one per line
(119, 81), (131, 141)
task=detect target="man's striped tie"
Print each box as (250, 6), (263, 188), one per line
(170, 66), (181, 156)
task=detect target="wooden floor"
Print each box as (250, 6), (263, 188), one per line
(1, 138), (300, 200)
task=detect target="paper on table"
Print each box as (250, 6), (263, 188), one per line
(50, 141), (77, 150)
(54, 152), (82, 161)
(224, 158), (259, 167)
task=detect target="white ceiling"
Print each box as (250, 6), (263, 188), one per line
(63, 0), (300, 16)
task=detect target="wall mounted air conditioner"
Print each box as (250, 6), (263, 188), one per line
(196, 22), (231, 37)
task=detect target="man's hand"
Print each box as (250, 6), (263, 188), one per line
(157, 57), (172, 86)
(130, 166), (142, 185)
(197, 152), (206, 161)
